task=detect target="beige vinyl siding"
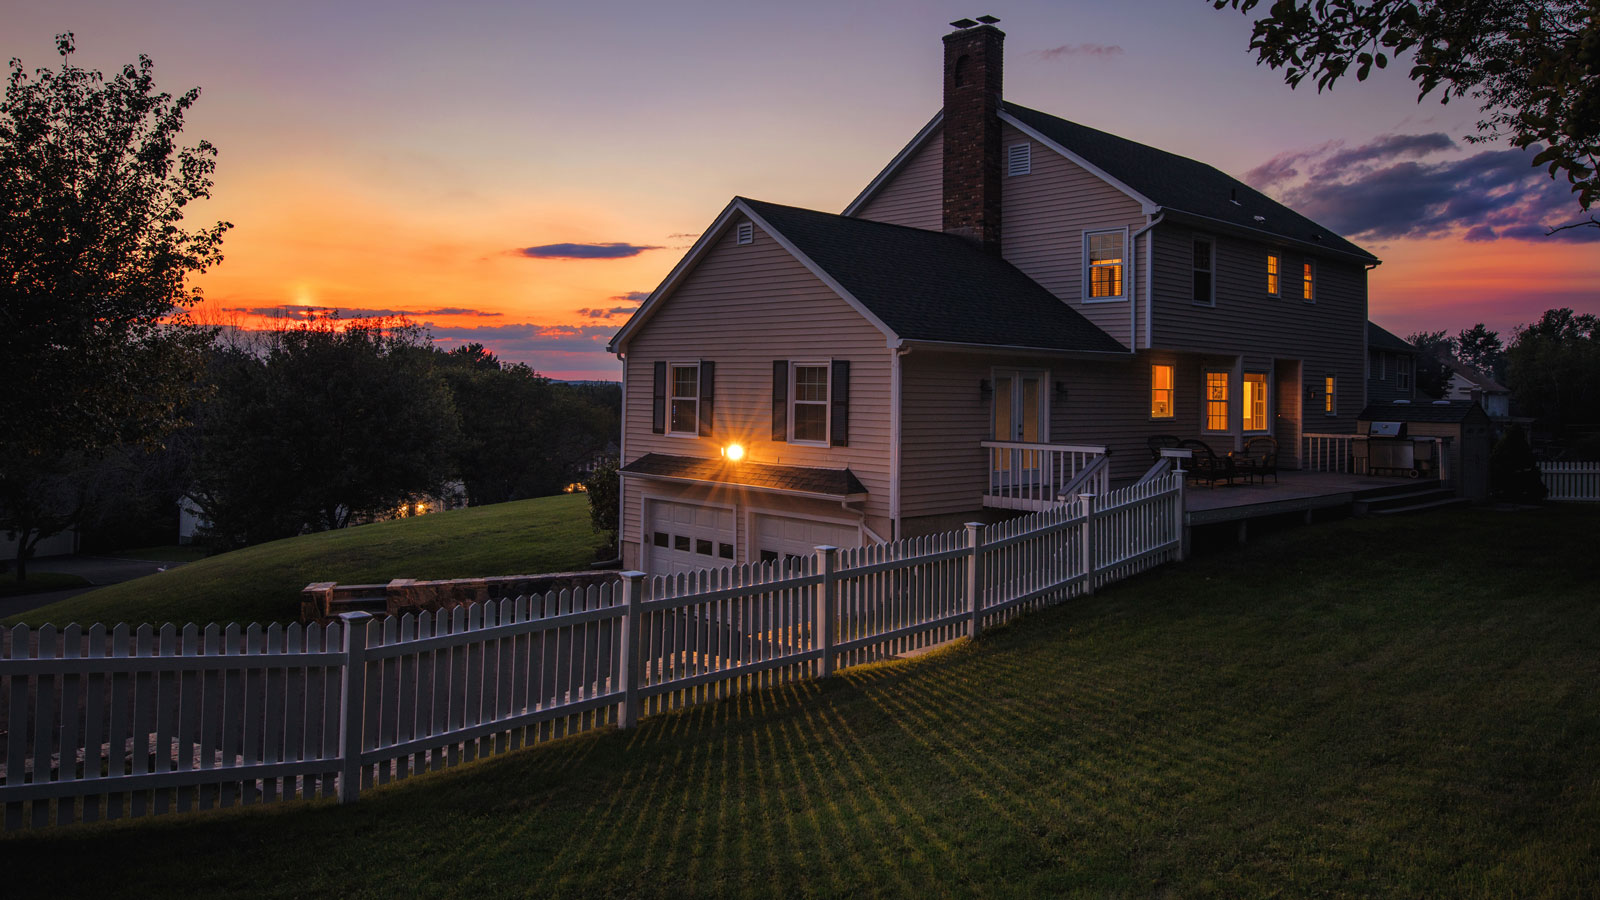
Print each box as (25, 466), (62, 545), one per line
(1000, 123), (1145, 350)
(852, 128), (944, 230)
(621, 216), (894, 562)
(1151, 222), (1368, 444)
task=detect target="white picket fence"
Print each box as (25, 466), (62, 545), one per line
(0, 473), (1184, 830)
(1540, 461), (1600, 501)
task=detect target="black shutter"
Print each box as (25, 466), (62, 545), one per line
(652, 361), (666, 434)
(698, 360), (715, 437)
(772, 360), (788, 442)
(830, 359), (850, 447)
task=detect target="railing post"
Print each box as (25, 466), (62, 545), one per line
(617, 571), (645, 729)
(965, 522), (985, 638)
(1079, 495), (1097, 595)
(1172, 469), (1188, 562)
(814, 546), (837, 678)
(337, 611), (373, 805)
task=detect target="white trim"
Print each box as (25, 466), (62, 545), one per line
(1190, 234), (1216, 307)
(842, 112), (944, 216)
(998, 110), (1160, 214)
(1202, 368), (1230, 434)
(665, 360), (700, 437)
(787, 359), (831, 447)
(1082, 227), (1131, 303)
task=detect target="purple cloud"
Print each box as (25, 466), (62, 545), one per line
(515, 242), (662, 260)
(424, 322), (615, 354)
(226, 305), (503, 320)
(577, 306), (639, 320)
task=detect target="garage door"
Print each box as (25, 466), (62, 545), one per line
(646, 500), (735, 576)
(753, 514), (862, 568)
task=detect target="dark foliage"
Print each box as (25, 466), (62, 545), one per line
(1490, 423), (1549, 500)
(583, 456), (620, 550)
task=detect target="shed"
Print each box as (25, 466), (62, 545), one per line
(1357, 400), (1492, 502)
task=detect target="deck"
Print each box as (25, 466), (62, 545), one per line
(1181, 470), (1437, 526)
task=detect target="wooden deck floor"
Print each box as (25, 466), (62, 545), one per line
(1180, 470), (1433, 525)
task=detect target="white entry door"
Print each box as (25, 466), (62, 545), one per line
(752, 514), (862, 570)
(645, 500), (735, 575)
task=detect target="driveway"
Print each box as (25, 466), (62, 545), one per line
(0, 555), (185, 619)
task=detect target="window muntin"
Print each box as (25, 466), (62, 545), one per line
(1192, 238), (1214, 305)
(1303, 261), (1316, 302)
(668, 363), (699, 435)
(790, 363), (829, 444)
(1204, 371), (1229, 432)
(1150, 364), (1175, 419)
(1266, 253), (1280, 296)
(1085, 230), (1126, 300)
(1242, 373), (1268, 432)
(1324, 375), (1337, 415)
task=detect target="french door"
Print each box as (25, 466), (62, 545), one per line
(992, 369), (1048, 485)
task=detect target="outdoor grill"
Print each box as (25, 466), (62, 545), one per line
(1361, 420), (1434, 477)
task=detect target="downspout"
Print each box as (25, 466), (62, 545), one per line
(615, 350), (627, 563)
(1130, 211), (1165, 351)
(890, 343), (909, 541)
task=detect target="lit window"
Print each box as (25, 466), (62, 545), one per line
(1205, 371), (1229, 431)
(1150, 364), (1174, 419)
(791, 363), (829, 444)
(1303, 261), (1316, 302)
(1266, 253), (1280, 296)
(1192, 238), (1213, 305)
(669, 363), (699, 435)
(1085, 231), (1125, 299)
(1324, 375), (1337, 415)
(1242, 373), (1268, 431)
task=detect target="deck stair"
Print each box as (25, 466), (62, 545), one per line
(1352, 481), (1469, 516)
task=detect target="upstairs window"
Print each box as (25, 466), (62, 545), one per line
(1007, 143), (1031, 176)
(791, 363), (830, 444)
(1303, 261), (1316, 302)
(1205, 371), (1229, 432)
(1242, 373), (1268, 431)
(1266, 253), (1280, 296)
(669, 363), (700, 435)
(1192, 238), (1214, 305)
(1150, 364), (1175, 419)
(1084, 230), (1126, 300)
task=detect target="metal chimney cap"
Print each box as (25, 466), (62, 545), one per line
(949, 18), (978, 28)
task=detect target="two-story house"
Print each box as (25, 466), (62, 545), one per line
(1367, 322), (1418, 404)
(608, 21), (1378, 574)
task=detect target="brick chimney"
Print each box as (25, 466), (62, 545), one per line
(942, 22), (1004, 251)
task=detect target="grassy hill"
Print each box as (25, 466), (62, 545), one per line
(8, 493), (600, 628)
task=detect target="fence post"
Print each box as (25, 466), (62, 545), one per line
(1172, 468), (1188, 561)
(965, 522), (985, 639)
(1079, 494), (1097, 595)
(617, 571), (645, 729)
(336, 611), (373, 805)
(814, 546), (837, 678)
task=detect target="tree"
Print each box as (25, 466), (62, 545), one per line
(0, 35), (227, 578)
(1405, 329), (1457, 398)
(1456, 323), (1507, 381)
(1504, 308), (1600, 441)
(1215, 0), (1600, 221)
(191, 317), (460, 549)
(583, 456), (619, 553)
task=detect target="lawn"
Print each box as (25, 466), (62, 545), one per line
(3, 505), (1597, 898)
(0, 571), (91, 598)
(6, 494), (600, 628)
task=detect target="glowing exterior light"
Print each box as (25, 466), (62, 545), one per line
(723, 443), (745, 462)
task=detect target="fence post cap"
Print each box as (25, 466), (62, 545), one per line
(963, 521), (985, 528)
(813, 544), (838, 552)
(620, 570), (648, 580)
(336, 611), (374, 622)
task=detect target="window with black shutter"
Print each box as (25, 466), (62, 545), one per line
(830, 359), (850, 447)
(698, 360), (715, 437)
(651, 361), (666, 434)
(772, 360), (788, 442)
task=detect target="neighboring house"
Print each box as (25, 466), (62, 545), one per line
(1440, 357), (1511, 419)
(1367, 322), (1418, 405)
(608, 21), (1378, 574)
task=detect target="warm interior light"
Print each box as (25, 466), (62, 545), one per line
(723, 443), (745, 462)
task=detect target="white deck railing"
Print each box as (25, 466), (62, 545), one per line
(1540, 461), (1600, 501)
(1302, 432), (1360, 473)
(1, 474), (1186, 831)
(981, 441), (1110, 510)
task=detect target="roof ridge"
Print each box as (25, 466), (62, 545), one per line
(739, 196), (979, 243)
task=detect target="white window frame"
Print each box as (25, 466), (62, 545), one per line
(1007, 142), (1031, 176)
(1303, 260), (1316, 303)
(1150, 363), (1175, 420)
(788, 360), (831, 447)
(666, 361), (700, 437)
(1266, 252), (1281, 297)
(1203, 369), (1230, 433)
(1191, 236), (1216, 307)
(1082, 227), (1130, 303)
(1242, 372), (1269, 433)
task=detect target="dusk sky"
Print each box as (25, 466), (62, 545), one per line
(10, 0), (1597, 379)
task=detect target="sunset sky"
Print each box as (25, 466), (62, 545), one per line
(10, 0), (1597, 379)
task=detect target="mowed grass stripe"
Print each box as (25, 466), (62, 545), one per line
(2, 505), (1596, 898)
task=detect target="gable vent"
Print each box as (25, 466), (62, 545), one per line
(1007, 142), (1031, 176)
(736, 222), (754, 245)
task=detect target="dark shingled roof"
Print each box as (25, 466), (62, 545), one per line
(621, 453), (868, 497)
(1358, 400), (1488, 423)
(740, 198), (1127, 353)
(1368, 322), (1416, 354)
(1003, 102), (1377, 263)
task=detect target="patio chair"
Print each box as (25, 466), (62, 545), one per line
(1240, 436), (1279, 483)
(1177, 438), (1237, 487)
(1147, 434), (1182, 461)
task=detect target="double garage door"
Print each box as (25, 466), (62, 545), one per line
(645, 500), (861, 575)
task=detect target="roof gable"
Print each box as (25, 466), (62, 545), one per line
(1368, 322), (1416, 354)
